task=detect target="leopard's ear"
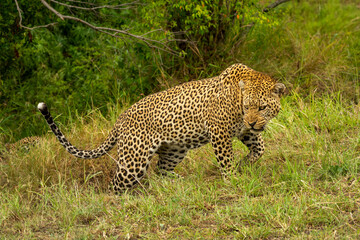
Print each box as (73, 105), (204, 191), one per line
(272, 83), (286, 97)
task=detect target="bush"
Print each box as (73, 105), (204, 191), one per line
(1, 0), (359, 142)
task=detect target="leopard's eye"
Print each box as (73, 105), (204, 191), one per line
(259, 105), (267, 111)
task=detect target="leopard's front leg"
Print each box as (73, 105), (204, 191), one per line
(239, 132), (265, 165)
(209, 126), (235, 176)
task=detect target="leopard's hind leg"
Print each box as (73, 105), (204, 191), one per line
(111, 138), (158, 193)
(156, 144), (188, 177)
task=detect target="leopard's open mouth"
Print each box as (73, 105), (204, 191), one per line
(250, 126), (265, 133)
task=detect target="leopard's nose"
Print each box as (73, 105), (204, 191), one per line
(248, 121), (257, 128)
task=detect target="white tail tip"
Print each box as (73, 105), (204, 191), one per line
(37, 102), (47, 111)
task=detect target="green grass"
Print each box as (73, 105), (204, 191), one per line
(1, 93), (359, 239)
(238, 0), (360, 103)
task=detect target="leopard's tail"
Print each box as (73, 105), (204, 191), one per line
(37, 102), (117, 159)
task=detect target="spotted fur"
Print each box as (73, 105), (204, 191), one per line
(38, 63), (286, 193)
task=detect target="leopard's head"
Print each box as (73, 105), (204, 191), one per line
(240, 73), (286, 133)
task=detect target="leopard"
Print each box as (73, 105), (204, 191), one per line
(37, 63), (286, 193)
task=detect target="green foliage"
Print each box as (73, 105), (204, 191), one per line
(236, 0), (359, 102)
(142, 0), (280, 63)
(0, 0), (160, 141)
(0, 0), (359, 142)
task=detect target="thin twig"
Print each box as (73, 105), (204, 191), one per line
(42, 0), (180, 55)
(15, 0), (184, 56)
(140, 28), (166, 37)
(50, 0), (139, 11)
(263, 0), (291, 12)
(14, 0), (58, 30)
(64, 0), (143, 7)
(64, 0), (96, 6)
(41, 0), (64, 20)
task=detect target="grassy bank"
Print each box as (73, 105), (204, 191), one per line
(1, 0), (360, 238)
(1, 93), (359, 239)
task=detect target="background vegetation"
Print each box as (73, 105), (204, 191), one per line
(0, 0), (359, 238)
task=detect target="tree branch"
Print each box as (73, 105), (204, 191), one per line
(50, 0), (142, 11)
(14, 0), (58, 30)
(40, 0), (181, 55)
(64, 0), (96, 6)
(41, 0), (64, 20)
(263, 0), (291, 12)
(14, 0), (186, 56)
